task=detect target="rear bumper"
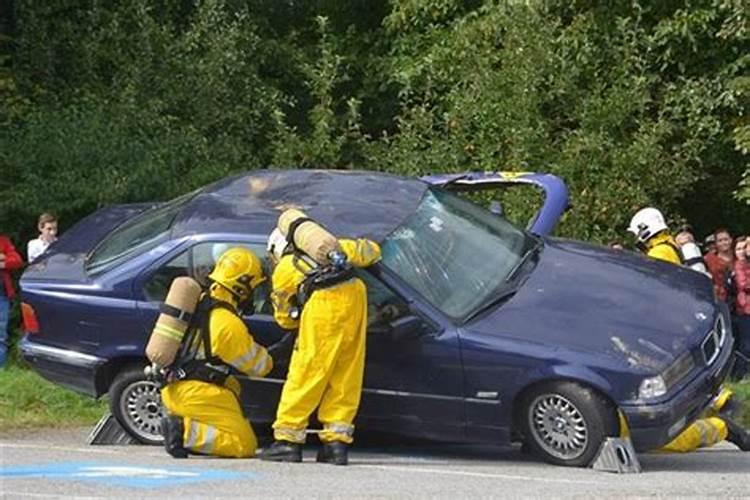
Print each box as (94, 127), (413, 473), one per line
(20, 337), (105, 397)
(621, 334), (734, 451)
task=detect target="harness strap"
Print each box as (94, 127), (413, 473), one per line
(170, 297), (241, 387)
(159, 303), (193, 323)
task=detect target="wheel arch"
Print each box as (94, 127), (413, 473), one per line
(510, 365), (618, 437)
(94, 356), (149, 396)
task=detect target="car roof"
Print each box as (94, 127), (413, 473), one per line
(171, 169), (429, 241)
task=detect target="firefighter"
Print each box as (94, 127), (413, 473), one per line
(159, 247), (273, 458)
(259, 228), (381, 465)
(627, 207), (682, 264)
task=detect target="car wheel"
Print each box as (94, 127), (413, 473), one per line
(109, 365), (165, 445)
(521, 381), (617, 467)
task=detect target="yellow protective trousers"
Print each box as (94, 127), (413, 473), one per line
(272, 278), (368, 445)
(161, 380), (257, 458)
(659, 417), (728, 453)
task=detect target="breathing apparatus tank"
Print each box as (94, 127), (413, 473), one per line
(680, 241), (710, 276)
(278, 209), (340, 265)
(145, 276), (203, 368)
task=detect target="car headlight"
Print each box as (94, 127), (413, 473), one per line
(639, 375), (667, 399)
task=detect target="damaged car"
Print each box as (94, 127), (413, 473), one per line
(19, 169), (733, 466)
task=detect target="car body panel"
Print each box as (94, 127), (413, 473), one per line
(19, 169), (730, 452)
(421, 171), (569, 236)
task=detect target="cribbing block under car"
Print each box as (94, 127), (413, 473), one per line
(87, 413), (137, 445)
(591, 437), (641, 473)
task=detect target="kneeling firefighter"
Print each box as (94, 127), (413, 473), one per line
(259, 211), (381, 465)
(627, 209), (750, 453)
(155, 247), (274, 458)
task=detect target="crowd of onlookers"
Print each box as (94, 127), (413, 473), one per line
(0, 213), (58, 367)
(617, 219), (750, 380)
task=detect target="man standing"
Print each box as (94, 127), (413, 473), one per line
(159, 247), (273, 458)
(0, 234), (23, 367)
(260, 228), (380, 465)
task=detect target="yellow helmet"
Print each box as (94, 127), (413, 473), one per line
(208, 247), (265, 299)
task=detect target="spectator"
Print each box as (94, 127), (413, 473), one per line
(0, 234), (24, 367)
(609, 241), (624, 250)
(731, 236), (750, 379)
(704, 228), (734, 302)
(27, 213), (58, 263)
(703, 234), (717, 255)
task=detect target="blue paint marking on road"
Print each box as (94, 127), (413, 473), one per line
(1, 461), (257, 488)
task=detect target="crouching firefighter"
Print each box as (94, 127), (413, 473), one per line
(259, 212), (381, 466)
(150, 247), (273, 458)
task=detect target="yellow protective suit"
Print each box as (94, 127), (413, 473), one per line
(270, 238), (381, 444)
(645, 232), (682, 265)
(161, 286), (273, 457)
(658, 388), (734, 452)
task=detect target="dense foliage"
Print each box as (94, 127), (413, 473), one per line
(1, 0), (748, 247)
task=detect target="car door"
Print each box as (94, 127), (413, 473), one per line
(356, 270), (466, 441)
(134, 239), (290, 421)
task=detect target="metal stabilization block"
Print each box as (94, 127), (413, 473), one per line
(591, 437), (642, 473)
(87, 413), (138, 445)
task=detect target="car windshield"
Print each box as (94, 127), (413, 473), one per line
(381, 188), (533, 320)
(86, 191), (197, 275)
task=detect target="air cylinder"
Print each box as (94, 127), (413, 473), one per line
(145, 276), (202, 368)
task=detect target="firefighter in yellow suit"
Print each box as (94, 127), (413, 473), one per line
(628, 208), (750, 452)
(160, 247), (274, 458)
(259, 231), (381, 465)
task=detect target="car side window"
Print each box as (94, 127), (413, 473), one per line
(143, 242), (272, 315)
(143, 249), (190, 301)
(356, 270), (410, 328)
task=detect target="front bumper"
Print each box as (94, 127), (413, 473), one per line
(620, 333), (734, 451)
(20, 337), (105, 397)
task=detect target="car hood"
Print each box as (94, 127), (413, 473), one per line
(22, 203), (156, 283)
(467, 238), (716, 372)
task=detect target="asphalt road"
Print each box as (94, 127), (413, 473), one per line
(1, 427), (749, 499)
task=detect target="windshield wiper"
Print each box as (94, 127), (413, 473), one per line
(462, 239), (541, 323)
(464, 287), (519, 323)
(504, 238), (542, 283)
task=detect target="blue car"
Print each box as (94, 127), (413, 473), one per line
(19, 170), (733, 467)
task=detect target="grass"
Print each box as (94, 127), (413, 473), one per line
(0, 364), (107, 430)
(728, 379), (750, 427)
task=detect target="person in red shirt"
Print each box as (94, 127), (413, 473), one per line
(704, 228), (734, 302)
(0, 235), (24, 367)
(732, 236), (750, 379)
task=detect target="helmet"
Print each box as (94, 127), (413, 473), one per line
(267, 228), (289, 263)
(208, 247), (265, 299)
(627, 207), (668, 243)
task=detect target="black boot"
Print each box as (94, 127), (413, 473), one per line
(161, 416), (188, 459)
(316, 441), (348, 465)
(258, 440), (303, 462)
(726, 418), (750, 451)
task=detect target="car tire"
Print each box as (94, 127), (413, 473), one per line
(109, 365), (165, 445)
(521, 381), (617, 467)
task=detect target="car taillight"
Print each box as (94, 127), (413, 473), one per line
(21, 302), (40, 334)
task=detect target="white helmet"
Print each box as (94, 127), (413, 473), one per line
(628, 207), (668, 243)
(267, 228), (289, 262)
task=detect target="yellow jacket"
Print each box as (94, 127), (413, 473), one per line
(271, 239), (381, 330)
(645, 233), (682, 265)
(199, 288), (274, 395)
